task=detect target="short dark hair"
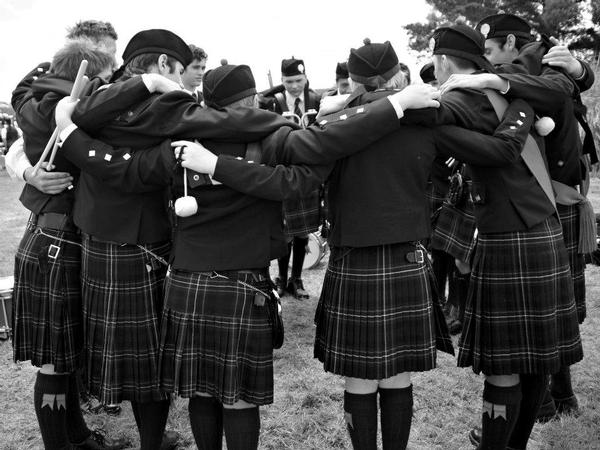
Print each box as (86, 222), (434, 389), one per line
(489, 35), (532, 51)
(66, 20), (118, 41)
(122, 53), (179, 79)
(188, 44), (207, 62)
(51, 39), (114, 80)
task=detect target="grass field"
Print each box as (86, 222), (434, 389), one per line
(0, 170), (599, 449)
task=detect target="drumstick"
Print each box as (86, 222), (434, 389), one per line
(31, 60), (88, 176)
(46, 75), (89, 168)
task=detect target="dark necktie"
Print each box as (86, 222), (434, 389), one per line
(192, 91), (199, 102)
(294, 97), (302, 118)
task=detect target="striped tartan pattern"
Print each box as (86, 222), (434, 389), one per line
(458, 216), (583, 375)
(282, 190), (321, 237)
(430, 200), (477, 264)
(557, 203), (586, 323)
(314, 243), (449, 380)
(12, 228), (83, 373)
(159, 269), (274, 406)
(425, 181), (446, 219)
(81, 237), (170, 404)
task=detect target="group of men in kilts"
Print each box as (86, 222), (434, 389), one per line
(6, 11), (595, 450)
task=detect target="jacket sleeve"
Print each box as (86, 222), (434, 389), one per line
(434, 99), (534, 167)
(575, 60), (595, 92)
(212, 155), (331, 201)
(60, 128), (174, 193)
(271, 98), (403, 165)
(11, 62), (51, 114)
(498, 67), (575, 116)
(72, 77), (153, 133)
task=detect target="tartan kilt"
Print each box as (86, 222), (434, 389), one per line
(159, 269), (274, 406)
(430, 200), (477, 264)
(425, 181), (446, 218)
(282, 190), (321, 237)
(458, 216), (583, 375)
(557, 203), (586, 324)
(12, 227), (83, 373)
(314, 243), (452, 380)
(81, 237), (170, 404)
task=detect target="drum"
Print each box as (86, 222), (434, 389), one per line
(0, 275), (13, 339)
(290, 232), (328, 270)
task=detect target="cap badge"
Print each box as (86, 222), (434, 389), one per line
(297, 64), (304, 73)
(429, 37), (436, 51)
(480, 23), (491, 38)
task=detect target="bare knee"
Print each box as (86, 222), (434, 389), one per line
(378, 372), (411, 389)
(485, 374), (520, 387)
(345, 377), (379, 394)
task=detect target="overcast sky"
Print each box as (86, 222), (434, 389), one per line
(0, 0), (432, 102)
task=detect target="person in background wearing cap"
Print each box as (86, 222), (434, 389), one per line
(181, 44), (207, 102)
(422, 23), (583, 450)
(53, 55), (444, 448)
(259, 57), (321, 300)
(9, 39), (127, 450)
(443, 13), (595, 428)
(323, 62), (352, 97)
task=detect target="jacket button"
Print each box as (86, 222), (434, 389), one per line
(128, 111), (134, 116)
(193, 174), (200, 181)
(557, 160), (564, 167)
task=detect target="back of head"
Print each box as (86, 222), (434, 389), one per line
(66, 20), (118, 42)
(348, 38), (401, 89)
(431, 23), (492, 72)
(120, 29), (193, 79)
(203, 64), (257, 109)
(477, 14), (534, 50)
(51, 38), (114, 80)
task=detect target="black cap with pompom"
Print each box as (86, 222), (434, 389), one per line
(347, 39), (399, 86)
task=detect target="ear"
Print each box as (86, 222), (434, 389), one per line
(441, 54), (450, 70)
(158, 54), (169, 71)
(505, 34), (517, 51)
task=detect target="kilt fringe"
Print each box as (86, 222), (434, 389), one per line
(558, 203), (586, 323)
(458, 216), (583, 375)
(81, 238), (170, 404)
(159, 270), (274, 406)
(12, 228), (83, 373)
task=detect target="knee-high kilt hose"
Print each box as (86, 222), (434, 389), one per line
(13, 227), (82, 373)
(458, 216), (583, 375)
(430, 199), (477, 264)
(313, 243), (453, 380)
(557, 203), (586, 323)
(81, 237), (170, 404)
(159, 269), (274, 406)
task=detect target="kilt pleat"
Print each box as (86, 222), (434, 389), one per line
(430, 200), (477, 264)
(159, 270), (274, 406)
(81, 238), (170, 404)
(557, 203), (586, 323)
(12, 228), (82, 373)
(457, 216), (583, 375)
(314, 243), (443, 380)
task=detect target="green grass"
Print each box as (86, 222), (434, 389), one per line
(0, 170), (599, 449)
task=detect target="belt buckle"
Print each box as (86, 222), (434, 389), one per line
(414, 249), (425, 264)
(48, 244), (61, 260)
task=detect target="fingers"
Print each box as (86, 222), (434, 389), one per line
(549, 36), (560, 46)
(171, 140), (194, 147)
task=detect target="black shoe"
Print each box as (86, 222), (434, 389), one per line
(274, 277), (286, 297)
(536, 396), (557, 423)
(469, 428), (481, 447)
(160, 430), (180, 450)
(103, 404), (122, 416)
(73, 429), (129, 449)
(555, 395), (579, 415)
(287, 278), (309, 300)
